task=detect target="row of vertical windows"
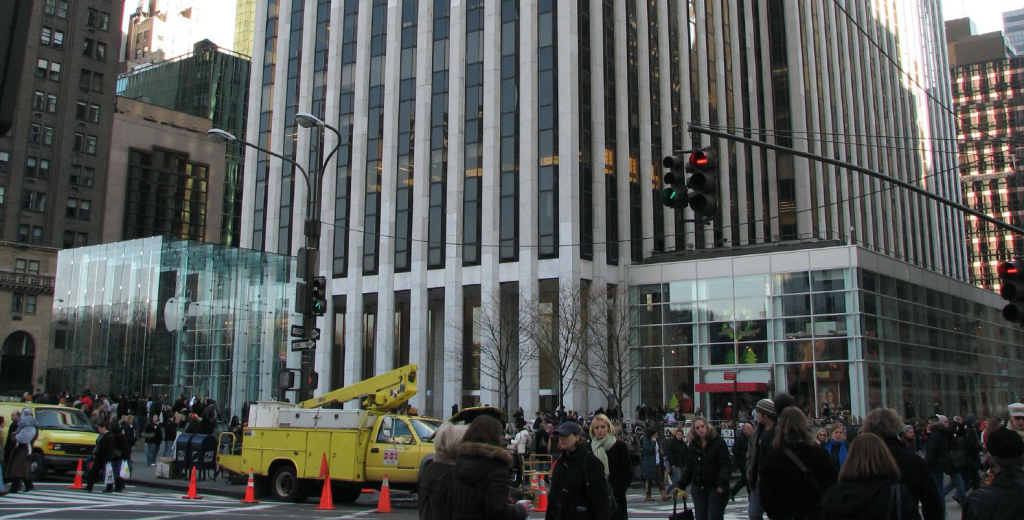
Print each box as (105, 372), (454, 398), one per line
(253, 0), (280, 250)
(603, 0), (619, 265)
(647, 0), (664, 253)
(278, 0), (306, 255)
(427, 0), (451, 269)
(332, 0), (359, 278)
(307, 0), (332, 231)
(537, 0), (558, 259)
(578, 0), (593, 261)
(393, 0), (419, 272)
(626, 0), (642, 262)
(362, 0), (388, 275)
(462, 0), (484, 265)
(499, 0), (520, 262)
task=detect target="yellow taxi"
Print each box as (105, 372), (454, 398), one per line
(0, 402), (99, 480)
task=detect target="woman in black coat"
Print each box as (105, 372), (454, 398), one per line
(86, 422), (117, 492)
(546, 421), (610, 520)
(818, 433), (921, 520)
(589, 414), (632, 520)
(758, 408), (838, 520)
(449, 415), (530, 520)
(673, 417), (732, 520)
(665, 428), (688, 484)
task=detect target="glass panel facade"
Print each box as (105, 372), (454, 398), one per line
(634, 268), (1024, 422)
(49, 238), (293, 415)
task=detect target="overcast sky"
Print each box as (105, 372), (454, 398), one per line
(120, 1), (237, 52)
(944, 0), (1023, 34)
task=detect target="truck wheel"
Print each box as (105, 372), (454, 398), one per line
(271, 465), (303, 502)
(29, 452), (46, 481)
(332, 484), (362, 503)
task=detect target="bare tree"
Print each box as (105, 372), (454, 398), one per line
(533, 281), (591, 411)
(448, 287), (539, 415)
(579, 285), (641, 418)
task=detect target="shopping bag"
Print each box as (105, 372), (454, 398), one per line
(103, 462), (115, 485)
(119, 460), (131, 480)
(669, 494), (695, 520)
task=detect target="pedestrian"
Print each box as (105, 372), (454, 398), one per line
(1006, 403), (1024, 442)
(184, 413), (202, 433)
(119, 415), (137, 463)
(162, 411), (177, 458)
(818, 433), (922, 520)
(899, 424), (917, 452)
(417, 423), (468, 520)
(448, 415), (531, 519)
(513, 423), (532, 458)
(7, 409), (38, 493)
(861, 408), (943, 520)
(757, 407), (837, 520)
(746, 398), (778, 520)
(109, 419), (128, 492)
(86, 422), (116, 493)
(924, 415), (966, 505)
(665, 427), (687, 485)
(640, 429), (668, 501)
(824, 423), (849, 471)
(142, 414), (163, 466)
(672, 417), (732, 520)
(3, 410), (20, 474)
(961, 426), (1024, 520)
(961, 414), (983, 492)
(545, 421), (610, 520)
(730, 422), (752, 500)
(814, 428), (829, 446)
(589, 413), (631, 519)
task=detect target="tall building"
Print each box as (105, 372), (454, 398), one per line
(947, 19), (1024, 292)
(1003, 8), (1024, 55)
(235, 0), (1018, 419)
(0, 0), (124, 394)
(233, 0), (256, 58)
(117, 40), (251, 246)
(124, 0), (208, 69)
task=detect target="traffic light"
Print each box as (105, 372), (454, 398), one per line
(685, 150), (718, 216)
(998, 261), (1024, 322)
(294, 282), (309, 315)
(661, 154), (689, 210)
(309, 276), (327, 316)
(278, 369), (300, 390)
(304, 371), (319, 392)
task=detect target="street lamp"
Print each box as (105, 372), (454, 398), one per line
(206, 129), (311, 196)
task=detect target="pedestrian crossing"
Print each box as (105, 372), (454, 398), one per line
(620, 493), (750, 519)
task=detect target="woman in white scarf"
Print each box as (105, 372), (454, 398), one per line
(589, 414), (633, 519)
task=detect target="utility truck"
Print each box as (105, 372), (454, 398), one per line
(217, 365), (442, 502)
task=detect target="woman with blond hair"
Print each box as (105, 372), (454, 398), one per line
(418, 423), (469, 520)
(818, 433), (921, 520)
(758, 407), (837, 520)
(672, 417), (731, 520)
(589, 414), (632, 519)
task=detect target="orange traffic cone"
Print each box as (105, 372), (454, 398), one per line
(535, 477), (548, 512)
(241, 469), (259, 504)
(374, 474), (393, 513)
(530, 473), (539, 493)
(316, 477), (334, 510)
(69, 459), (84, 489)
(181, 466), (203, 499)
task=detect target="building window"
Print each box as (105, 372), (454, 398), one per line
(39, 60), (61, 81)
(70, 165), (94, 187)
(18, 225), (29, 243)
(53, 30), (64, 49)
(37, 59), (48, 78)
(87, 9), (101, 29)
(75, 232), (87, 247)
(49, 62), (61, 81)
(80, 70), (104, 92)
(0, 186), (5, 205)
(83, 39), (105, 60)
(77, 101), (87, 120)
(66, 198), (91, 220)
(29, 124), (41, 143)
(42, 126), (54, 146)
(13, 259), (25, 273)
(73, 133), (84, 151)
(41, 27), (52, 45)
(73, 134), (97, 154)
(44, 0), (56, 15)
(21, 190), (46, 212)
(0, 151), (8, 172)
(55, 0), (68, 18)
(62, 231), (86, 249)
(32, 91), (45, 111)
(32, 226), (43, 245)
(86, 135), (97, 154)
(89, 103), (100, 123)
(12, 294), (23, 313)
(46, 94), (57, 113)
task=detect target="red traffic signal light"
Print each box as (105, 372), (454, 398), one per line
(997, 262), (1018, 277)
(689, 151), (710, 167)
(998, 261), (1024, 323)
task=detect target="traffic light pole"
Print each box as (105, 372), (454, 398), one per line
(687, 123), (1024, 236)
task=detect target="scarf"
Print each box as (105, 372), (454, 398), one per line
(825, 439), (847, 467)
(591, 434), (616, 475)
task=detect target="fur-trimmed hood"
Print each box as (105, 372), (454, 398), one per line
(457, 441), (513, 467)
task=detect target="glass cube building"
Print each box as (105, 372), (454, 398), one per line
(48, 238), (294, 414)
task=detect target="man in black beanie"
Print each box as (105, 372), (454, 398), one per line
(961, 427), (1024, 520)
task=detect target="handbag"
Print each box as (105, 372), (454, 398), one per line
(669, 493), (695, 520)
(119, 460), (131, 480)
(103, 462), (115, 485)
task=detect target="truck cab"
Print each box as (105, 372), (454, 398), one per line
(365, 413), (441, 483)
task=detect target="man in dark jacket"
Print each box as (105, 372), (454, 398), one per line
(961, 427), (1024, 520)
(730, 422), (751, 500)
(925, 415), (966, 504)
(746, 399), (776, 520)
(665, 428), (687, 484)
(863, 408), (943, 520)
(961, 414), (983, 492)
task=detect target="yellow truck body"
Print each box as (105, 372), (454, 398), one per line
(217, 365), (441, 502)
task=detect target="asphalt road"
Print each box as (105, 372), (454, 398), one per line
(0, 481), (963, 519)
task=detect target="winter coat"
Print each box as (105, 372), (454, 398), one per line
(824, 440), (848, 470)
(818, 478), (922, 520)
(879, 436), (944, 520)
(640, 436), (661, 480)
(449, 442), (528, 520)
(758, 441), (837, 520)
(162, 417), (177, 443)
(924, 424), (953, 474)
(665, 436), (687, 469)
(3, 423), (17, 469)
(605, 439), (633, 499)
(961, 468), (1024, 520)
(748, 424), (777, 489)
(545, 443), (611, 520)
(143, 422), (163, 444)
(732, 432), (750, 472)
(418, 460), (456, 520)
(676, 436), (732, 491)
(6, 427), (37, 480)
(513, 430), (532, 455)
(958, 427), (982, 471)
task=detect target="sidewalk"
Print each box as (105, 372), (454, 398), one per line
(114, 443), (247, 498)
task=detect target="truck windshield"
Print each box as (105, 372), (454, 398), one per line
(411, 419), (442, 442)
(35, 408), (96, 433)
